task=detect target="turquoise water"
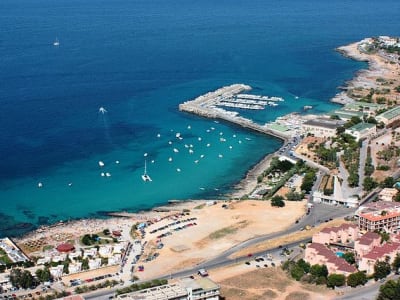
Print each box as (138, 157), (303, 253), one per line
(1, 0), (400, 236)
(336, 251), (344, 258)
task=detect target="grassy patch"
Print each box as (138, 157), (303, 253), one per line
(209, 221), (249, 240)
(194, 204), (206, 209)
(209, 227), (238, 239)
(285, 291), (311, 300)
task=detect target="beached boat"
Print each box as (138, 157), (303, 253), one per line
(141, 160), (152, 182)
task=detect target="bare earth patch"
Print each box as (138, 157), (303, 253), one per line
(212, 266), (335, 300)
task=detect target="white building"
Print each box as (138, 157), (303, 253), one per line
(302, 117), (345, 138)
(376, 106), (400, 125)
(345, 123), (376, 141)
(83, 248), (97, 258)
(117, 277), (220, 300)
(89, 258), (102, 269)
(312, 175), (359, 208)
(68, 262), (82, 274)
(379, 188), (399, 202)
(99, 245), (113, 257)
(50, 265), (64, 279)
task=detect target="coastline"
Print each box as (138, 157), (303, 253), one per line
(12, 38), (387, 243)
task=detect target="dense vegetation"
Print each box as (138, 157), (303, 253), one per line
(116, 279), (168, 295)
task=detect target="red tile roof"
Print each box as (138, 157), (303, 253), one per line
(357, 232), (381, 245)
(363, 242), (400, 260)
(308, 243), (357, 273)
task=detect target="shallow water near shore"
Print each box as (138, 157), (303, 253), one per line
(1, 0), (400, 236)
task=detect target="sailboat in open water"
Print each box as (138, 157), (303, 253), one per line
(141, 159), (152, 182)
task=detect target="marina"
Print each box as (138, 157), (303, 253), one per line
(179, 84), (292, 141)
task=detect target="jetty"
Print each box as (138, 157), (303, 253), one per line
(178, 84), (290, 141)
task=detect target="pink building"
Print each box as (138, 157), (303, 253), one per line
(354, 231), (381, 259)
(312, 224), (359, 245)
(305, 243), (357, 276)
(358, 242), (400, 275)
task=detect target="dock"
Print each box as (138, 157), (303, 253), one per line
(178, 84), (290, 141)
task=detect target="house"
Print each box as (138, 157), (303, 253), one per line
(49, 265), (64, 279)
(304, 243), (357, 276)
(378, 188), (399, 202)
(99, 245), (112, 257)
(354, 232), (381, 259)
(83, 248), (97, 258)
(68, 262), (82, 274)
(312, 224), (359, 245)
(358, 242), (400, 275)
(345, 123), (376, 141)
(88, 258), (101, 270)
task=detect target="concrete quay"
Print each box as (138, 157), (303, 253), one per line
(179, 84), (290, 142)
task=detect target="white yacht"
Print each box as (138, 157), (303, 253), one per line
(141, 160), (152, 182)
(53, 38), (60, 46)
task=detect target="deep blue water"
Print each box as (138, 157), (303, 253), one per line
(1, 0), (400, 236)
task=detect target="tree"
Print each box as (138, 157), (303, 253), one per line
(35, 268), (52, 283)
(297, 259), (311, 274)
(347, 272), (367, 287)
(310, 264), (328, 279)
(20, 270), (35, 289)
(82, 258), (89, 270)
(380, 177), (396, 188)
(392, 254), (400, 273)
(271, 195), (285, 207)
(343, 252), (356, 265)
(363, 176), (378, 191)
(327, 274), (346, 288)
(285, 191), (304, 201)
(374, 260), (391, 281)
(378, 278), (400, 300)
(291, 264), (305, 281)
(9, 268), (22, 288)
(82, 234), (92, 246)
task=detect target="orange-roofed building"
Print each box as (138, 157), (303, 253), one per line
(356, 201), (400, 232)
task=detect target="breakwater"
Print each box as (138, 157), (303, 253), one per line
(179, 84), (290, 141)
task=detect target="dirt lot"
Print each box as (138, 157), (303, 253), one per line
(212, 266), (335, 300)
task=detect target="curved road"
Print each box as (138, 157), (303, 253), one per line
(86, 203), (354, 299)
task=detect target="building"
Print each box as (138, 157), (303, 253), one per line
(358, 242), (400, 275)
(312, 224), (359, 245)
(301, 117), (345, 138)
(356, 201), (400, 232)
(312, 175), (359, 208)
(50, 265), (64, 279)
(376, 106), (400, 125)
(354, 232), (381, 259)
(0, 238), (29, 263)
(330, 109), (364, 121)
(304, 243), (357, 276)
(117, 277), (220, 300)
(345, 123), (376, 141)
(378, 188), (399, 202)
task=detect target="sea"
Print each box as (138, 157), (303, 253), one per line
(1, 0), (400, 237)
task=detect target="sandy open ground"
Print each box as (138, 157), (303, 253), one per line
(137, 200), (306, 280)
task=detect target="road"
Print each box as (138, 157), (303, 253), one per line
(85, 203), (354, 299)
